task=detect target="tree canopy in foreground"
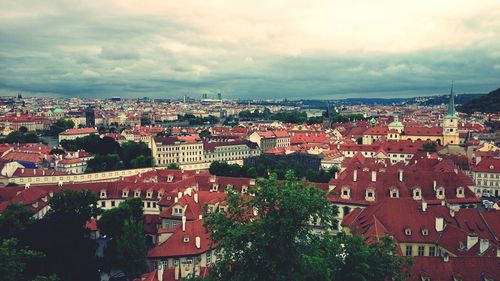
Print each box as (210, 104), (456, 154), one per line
(199, 172), (411, 281)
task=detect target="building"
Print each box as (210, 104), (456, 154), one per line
(342, 198), (500, 259)
(248, 130), (290, 151)
(151, 136), (204, 166)
(85, 106), (95, 128)
(203, 140), (260, 164)
(58, 128), (98, 143)
(361, 87), (459, 146)
(470, 158), (500, 197)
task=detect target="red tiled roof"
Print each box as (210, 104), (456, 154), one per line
(471, 158), (500, 173)
(59, 128), (98, 135)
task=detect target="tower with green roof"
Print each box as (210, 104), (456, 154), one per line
(443, 82), (459, 146)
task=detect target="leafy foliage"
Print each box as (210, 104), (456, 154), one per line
(179, 114), (219, 125)
(119, 141), (153, 169)
(209, 160), (338, 183)
(85, 154), (124, 172)
(115, 218), (148, 278)
(201, 173), (410, 281)
(459, 88), (500, 114)
(0, 131), (43, 144)
(18, 189), (101, 281)
(0, 204), (34, 241)
(98, 198), (147, 278)
(0, 238), (44, 281)
(49, 119), (75, 136)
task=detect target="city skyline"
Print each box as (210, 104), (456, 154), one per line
(1, 0), (500, 99)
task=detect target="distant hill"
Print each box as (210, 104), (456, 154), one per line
(415, 94), (485, 106)
(459, 88), (500, 114)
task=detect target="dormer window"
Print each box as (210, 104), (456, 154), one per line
(341, 187), (351, 200)
(226, 184), (233, 190)
(146, 190), (152, 199)
(122, 190), (129, 198)
(167, 175), (174, 182)
(158, 190), (164, 199)
(365, 188), (375, 201)
(134, 190), (141, 197)
(241, 185), (248, 193)
(390, 188), (399, 198)
(456, 187), (464, 198)
(436, 187), (445, 199)
(212, 184), (219, 192)
(421, 228), (429, 236)
(100, 190), (107, 199)
(183, 236), (189, 243)
(404, 227), (412, 236)
(173, 206), (183, 215)
(413, 188), (422, 200)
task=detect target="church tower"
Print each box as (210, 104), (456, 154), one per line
(442, 83), (459, 146)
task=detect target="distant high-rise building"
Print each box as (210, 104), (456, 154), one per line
(217, 93), (222, 100)
(86, 106), (95, 128)
(202, 93), (208, 99)
(111, 97), (121, 102)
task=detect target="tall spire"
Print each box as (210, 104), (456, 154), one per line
(447, 81), (456, 117)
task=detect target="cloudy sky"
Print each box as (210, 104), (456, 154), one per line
(1, 0), (500, 99)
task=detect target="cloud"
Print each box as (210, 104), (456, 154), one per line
(0, 0), (499, 99)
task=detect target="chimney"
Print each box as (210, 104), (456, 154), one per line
(158, 264), (164, 281)
(467, 234), (479, 250)
(353, 169), (357, 182)
(174, 197), (178, 203)
(199, 214), (203, 220)
(433, 180), (437, 189)
(21, 168), (24, 174)
(435, 216), (444, 232)
(399, 170), (403, 182)
(178, 191), (182, 199)
(450, 208), (455, 217)
(479, 239), (489, 254)
(194, 193), (198, 203)
(174, 266), (179, 280)
(195, 236), (201, 249)
(182, 216), (186, 232)
(422, 200), (427, 212)
(334, 172), (338, 179)
(371, 171), (377, 182)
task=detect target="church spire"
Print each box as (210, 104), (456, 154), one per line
(447, 81), (456, 117)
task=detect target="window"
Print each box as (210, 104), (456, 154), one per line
(404, 228), (412, 236)
(418, 246), (425, 256)
(405, 245), (413, 256)
(429, 246), (436, 256)
(111, 201), (116, 207)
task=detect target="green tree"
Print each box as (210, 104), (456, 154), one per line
(0, 238), (43, 281)
(49, 119), (75, 136)
(167, 163), (180, 169)
(120, 141), (153, 169)
(199, 129), (211, 138)
(0, 204), (34, 241)
(85, 154), (124, 172)
(201, 172), (410, 281)
(19, 190), (101, 281)
(422, 143), (437, 152)
(203, 172), (336, 281)
(115, 218), (148, 279)
(19, 126), (28, 133)
(98, 198), (143, 240)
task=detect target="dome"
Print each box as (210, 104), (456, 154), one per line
(53, 108), (64, 114)
(388, 121), (404, 127)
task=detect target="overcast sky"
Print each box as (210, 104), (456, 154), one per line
(1, 0), (500, 99)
